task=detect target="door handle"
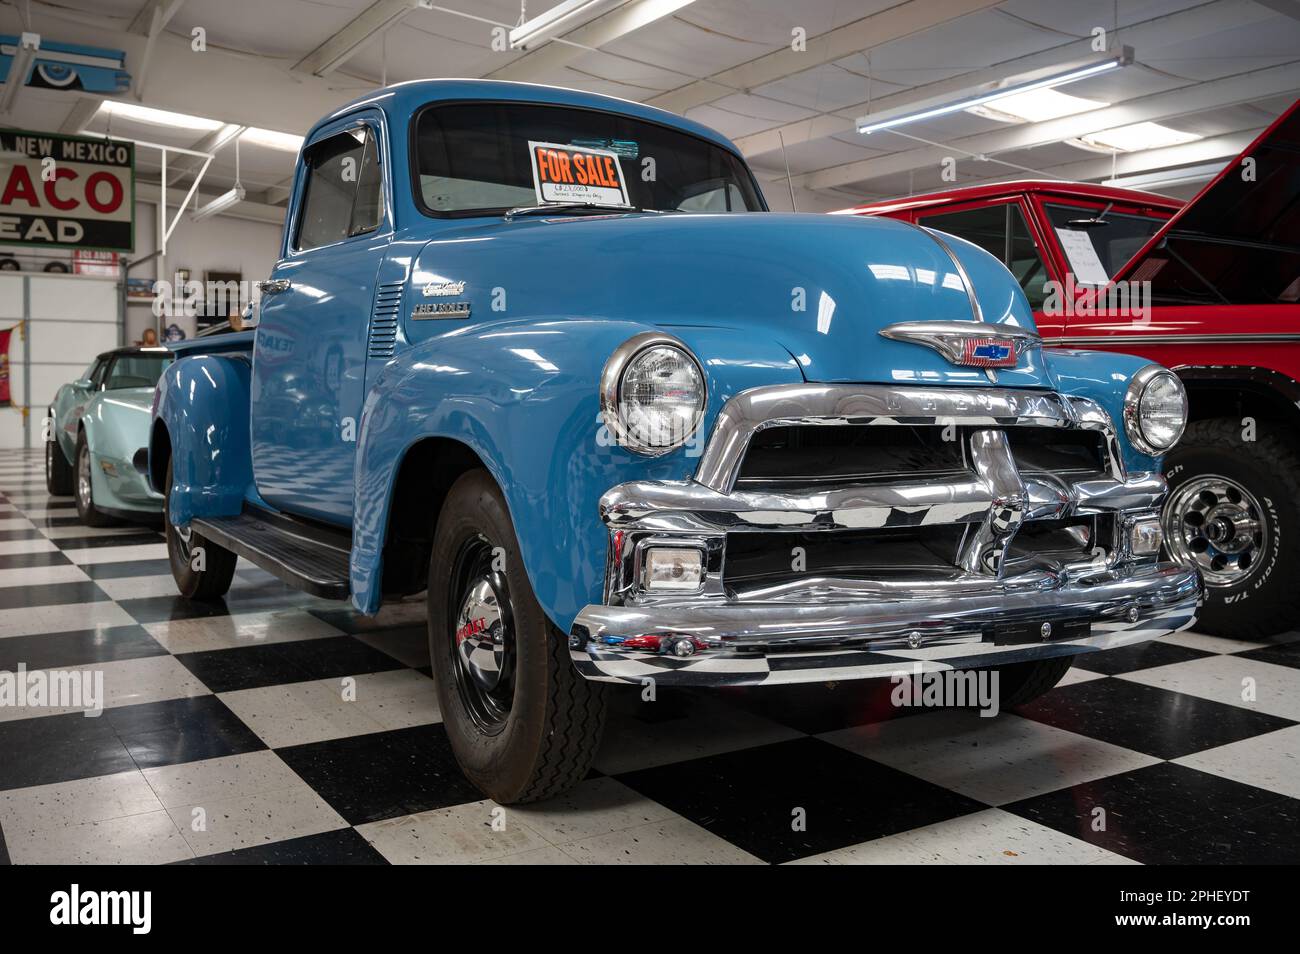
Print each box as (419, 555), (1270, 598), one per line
(258, 279), (291, 294)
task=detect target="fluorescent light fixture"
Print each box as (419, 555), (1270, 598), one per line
(241, 127), (304, 152)
(509, 0), (626, 49)
(1071, 122), (1201, 153)
(857, 49), (1132, 135)
(968, 88), (1108, 124)
(192, 186), (245, 221)
(0, 32), (39, 115)
(97, 101), (224, 131)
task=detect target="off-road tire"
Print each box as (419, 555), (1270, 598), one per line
(164, 460), (237, 600)
(428, 469), (606, 804)
(994, 655), (1073, 708)
(1163, 418), (1300, 638)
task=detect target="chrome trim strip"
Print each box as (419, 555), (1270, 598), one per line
(692, 384), (1122, 493)
(879, 321), (1041, 367)
(912, 223), (985, 324)
(958, 429), (1026, 576)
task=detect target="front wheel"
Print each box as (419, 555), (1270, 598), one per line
(428, 470), (606, 804)
(992, 656), (1073, 708)
(74, 432), (114, 527)
(1162, 418), (1300, 637)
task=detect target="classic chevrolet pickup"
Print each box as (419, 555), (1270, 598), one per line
(150, 79), (1201, 803)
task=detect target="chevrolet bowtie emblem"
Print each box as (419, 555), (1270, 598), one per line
(879, 321), (1040, 369)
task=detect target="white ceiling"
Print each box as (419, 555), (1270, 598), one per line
(1, 0), (1296, 232)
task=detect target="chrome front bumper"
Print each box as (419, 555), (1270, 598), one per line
(569, 383), (1203, 688)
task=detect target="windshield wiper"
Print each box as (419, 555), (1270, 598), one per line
(503, 202), (676, 220)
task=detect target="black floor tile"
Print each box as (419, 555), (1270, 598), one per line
(175, 827), (389, 865)
(0, 712), (136, 790)
(54, 533), (162, 550)
(0, 528), (46, 542)
(715, 679), (924, 735)
(1006, 761), (1300, 864)
(277, 724), (483, 825)
(119, 586), (316, 624)
(617, 736), (985, 863)
(0, 624), (166, 671)
(307, 605), (426, 634)
(175, 636), (405, 693)
(0, 550), (72, 570)
(0, 821), (9, 865)
(1234, 640), (1300, 671)
(77, 558), (173, 580)
(1012, 676), (1295, 759)
(104, 696), (266, 770)
(0, 580), (109, 610)
(1069, 639), (1214, 675)
(30, 515), (83, 528)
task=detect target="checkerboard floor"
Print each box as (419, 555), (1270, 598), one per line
(2, 448), (1299, 865)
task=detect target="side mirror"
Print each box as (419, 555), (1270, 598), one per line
(73, 378), (93, 390)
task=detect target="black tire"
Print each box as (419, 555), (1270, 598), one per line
(994, 655), (1073, 708)
(1163, 418), (1300, 638)
(164, 460), (237, 600)
(74, 431), (115, 527)
(45, 421), (74, 496)
(428, 470), (606, 804)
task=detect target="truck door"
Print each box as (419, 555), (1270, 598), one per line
(250, 111), (389, 525)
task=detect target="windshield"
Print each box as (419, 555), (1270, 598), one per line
(413, 102), (764, 215)
(104, 353), (171, 390)
(1045, 203), (1167, 281)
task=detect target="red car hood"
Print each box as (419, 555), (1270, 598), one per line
(1112, 98), (1300, 305)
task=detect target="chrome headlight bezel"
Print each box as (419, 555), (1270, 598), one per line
(1123, 365), (1187, 456)
(600, 332), (707, 457)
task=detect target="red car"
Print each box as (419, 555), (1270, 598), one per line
(841, 100), (1300, 637)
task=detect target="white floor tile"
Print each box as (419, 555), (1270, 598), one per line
(0, 564), (90, 588)
(95, 575), (184, 601)
(7, 809), (193, 864)
(1119, 655), (1300, 721)
(0, 770), (163, 831)
(557, 816), (765, 865)
(1174, 724), (1300, 800)
(66, 543), (168, 565)
(144, 609), (343, 653)
(143, 750), (312, 808)
(166, 788), (347, 857)
(359, 801), (552, 864)
(0, 600), (137, 639)
(0, 538), (57, 555)
(821, 709), (1158, 805)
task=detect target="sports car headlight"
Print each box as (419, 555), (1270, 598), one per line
(1123, 366), (1187, 456)
(601, 332), (706, 456)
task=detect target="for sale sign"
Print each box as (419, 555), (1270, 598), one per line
(527, 140), (629, 208)
(0, 130), (134, 252)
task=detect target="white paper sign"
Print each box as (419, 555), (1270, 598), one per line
(1055, 227), (1111, 286)
(527, 140), (630, 207)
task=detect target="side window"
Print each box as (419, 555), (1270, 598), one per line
(296, 125), (383, 251)
(919, 204), (1051, 309)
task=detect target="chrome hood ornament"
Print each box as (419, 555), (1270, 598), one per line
(879, 320), (1041, 370)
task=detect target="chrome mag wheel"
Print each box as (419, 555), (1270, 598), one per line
(76, 443), (93, 511)
(1163, 474), (1266, 587)
(449, 534), (516, 735)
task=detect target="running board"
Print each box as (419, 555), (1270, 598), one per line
(190, 507), (351, 600)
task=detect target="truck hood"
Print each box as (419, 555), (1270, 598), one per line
(1112, 97), (1300, 305)
(409, 212), (1049, 388)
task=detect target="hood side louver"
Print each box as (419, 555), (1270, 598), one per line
(368, 281), (403, 358)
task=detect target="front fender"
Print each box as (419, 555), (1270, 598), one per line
(151, 353), (254, 525)
(351, 317), (803, 622)
(1043, 348), (1165, 474)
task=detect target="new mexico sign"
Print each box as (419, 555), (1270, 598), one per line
(0, 130), (134, 252)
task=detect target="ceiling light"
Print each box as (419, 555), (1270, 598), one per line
(97, 101), (224, 131)
(968, 88), (1109, 124)
(509, 0), (627, 50)
(192, 186), (245, 221)
(857, 49), (1131, 136)
(1071, 122), (1202, 153)
(241, 127), (305, 152)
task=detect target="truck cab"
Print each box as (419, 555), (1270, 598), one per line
(841, 99), (1300, 637)
(150, 79), (1201, 803)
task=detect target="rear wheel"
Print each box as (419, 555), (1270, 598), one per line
(164, 460), (237, 600)
(45, 421), (74, 496)
(428, 470), (606, 803)
(1162, 418), (1300, 637)
(74, 432), (114, 527)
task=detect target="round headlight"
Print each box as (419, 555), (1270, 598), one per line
(1124, 366), (1187, 455)
(601, 333), (706, 455)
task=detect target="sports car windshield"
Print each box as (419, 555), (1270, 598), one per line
(413, 102), (764, 215)
(105, 353), (171, 390)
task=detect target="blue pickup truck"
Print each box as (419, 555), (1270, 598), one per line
(150, 79), (1202, 803)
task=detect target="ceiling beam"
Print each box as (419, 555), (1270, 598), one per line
(136, 179), (287, 227)
(165, 124), (246, 186)
(795, 61), (1300, 192)
(645, 0), (1002, 115)
(292, 0), (425, 77)
(59, 96), (101, 134)
(733, 0), (1274, 159)
(131, 0), (186, 99)
(487, 0), (695, 81)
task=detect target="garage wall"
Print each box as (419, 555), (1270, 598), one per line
(0, 273), (119, 451)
